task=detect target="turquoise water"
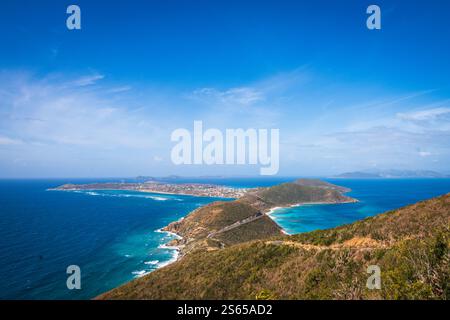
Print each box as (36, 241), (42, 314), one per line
(0, 178), (449, 299)
(269, 178), (450, 234)
(0, 179), (230, 300)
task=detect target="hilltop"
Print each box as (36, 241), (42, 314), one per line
(98, 193), (449, 300)
(251, 179), (354, 207)
(292, 178), (351, 192)
(160, 179), (356, 255)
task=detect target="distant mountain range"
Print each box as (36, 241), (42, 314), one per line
(334, 170), (450, 179)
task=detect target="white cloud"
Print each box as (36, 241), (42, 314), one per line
(107, 86), (132, 93)
(397, 107), (450, 121)
(0, 136), (23, 145)
(1, 68), (449, 177)
(0, 72), (162, 150)
(418, 151), (432, 157)
(192, 87), (264, 106)
(71, 73), (105, 87)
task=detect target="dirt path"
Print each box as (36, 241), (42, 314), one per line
(266, 237), (387, 251)
(207, 213), (264, 238)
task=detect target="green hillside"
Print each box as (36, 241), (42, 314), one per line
(162, 179), (355, 255)
(99, 193), (449, 300)
(256, 182), (355, 206)
(292, 178), (351, 192)
(162, 200), (283, 251)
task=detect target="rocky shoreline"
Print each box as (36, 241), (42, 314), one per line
(157, 179), (358, 258)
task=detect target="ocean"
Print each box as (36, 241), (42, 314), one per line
(0, 177), (449, 299)
(268, 178), (450, 234)
(0, 178), (231, 300)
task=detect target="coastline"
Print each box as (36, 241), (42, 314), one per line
(4, 178), (448, 300)
(152, 227), (184, 272)
(49, 187), (212, 198)
(48, 183), (247, 199)
(265, 199), (358, 216)
(265, 199), (358, 235)
(151, 199), (360, 271)
(93, 180), (360, 297)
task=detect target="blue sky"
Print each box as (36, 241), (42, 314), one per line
(0, 0), (449, 177)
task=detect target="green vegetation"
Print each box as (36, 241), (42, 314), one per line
(215, 216), (282, 246)
(291, 193), (450, 245)
(292, 178), (350, 192)
(381, 231), (449, 299)
(163, 179), (355, 254)
(98, 193), (450, 300)
(256, 182), (354, 207)
(164, 200), (279, 241)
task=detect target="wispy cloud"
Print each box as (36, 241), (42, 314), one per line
(1, 68), (449, 177)
(0, 71), (164, 150)
(0, 136), (23, 145)
(107, 86), (132, 93)
(418, 151), (432, 157)
(192, 87), (265, 106)
(71, 73), (105, 87)
(397, 107), (450, 122)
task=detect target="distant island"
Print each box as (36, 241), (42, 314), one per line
(50, 181), (249, 199)
(334, 169), (450, 179)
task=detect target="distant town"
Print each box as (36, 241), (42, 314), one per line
(51, 181), (252, 199)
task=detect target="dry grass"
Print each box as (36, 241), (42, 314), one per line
(98, 193), (450, 300)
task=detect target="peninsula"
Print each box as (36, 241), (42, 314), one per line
(51, 179), (357, 257)
(53, 178), (357, 258)
(50, 181), (249, 198)
(160, 178), (357, 256)
(107, 178), (450, 301)
(99, 187), (450, 300)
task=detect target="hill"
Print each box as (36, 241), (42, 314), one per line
(292, 178), (350, 192)
(98, 193), (449, 300)
(161, 179), (355, 255)
(162, 200), (284, 255)
(254, 181), (354, 207)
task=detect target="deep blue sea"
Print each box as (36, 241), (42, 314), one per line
(0, 177), (449, 299)
(0, 178), (230, 300)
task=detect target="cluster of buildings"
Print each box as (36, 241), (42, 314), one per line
(139, 182), (249, 198)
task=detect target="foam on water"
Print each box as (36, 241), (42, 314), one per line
(132, 270), (147, 277)
(63, 189), (177, 201)
(0, 180), (229, 299)
(3, 178), (450, 299)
